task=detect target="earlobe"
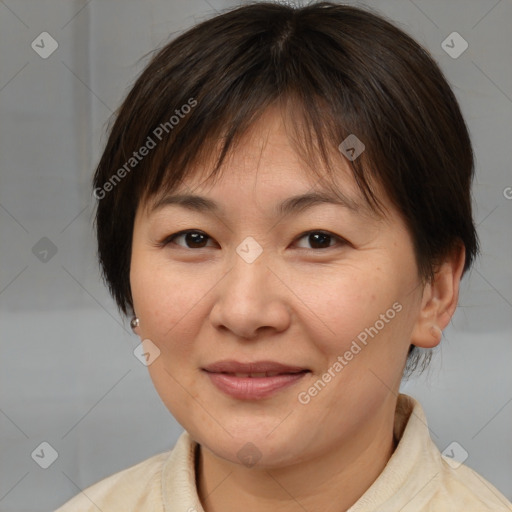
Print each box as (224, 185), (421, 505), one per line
(410, 243), (466, 349)
(130, 316), (140, 336)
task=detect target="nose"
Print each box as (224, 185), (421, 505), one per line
(209, 250), (292, 340)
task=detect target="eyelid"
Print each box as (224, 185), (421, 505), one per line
(158, 229), (214, 248)
(159, 229), (348, 250)
(294, 230), (348, 249)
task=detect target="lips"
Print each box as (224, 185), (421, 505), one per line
(203, 360), (307, 375)
(202, 360), (310, 400)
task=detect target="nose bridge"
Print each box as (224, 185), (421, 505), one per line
(227, 239), (271, 299)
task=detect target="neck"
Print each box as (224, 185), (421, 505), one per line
(197, 397), (398, 512)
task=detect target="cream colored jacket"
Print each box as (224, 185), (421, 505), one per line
(56, 394), (512, 511)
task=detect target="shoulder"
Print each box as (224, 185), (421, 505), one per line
(371, 395), (512, 511)
(55, 450), (171, 512)
(428, 459), (512, 511)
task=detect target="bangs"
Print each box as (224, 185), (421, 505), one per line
(140, 92), (386, 220)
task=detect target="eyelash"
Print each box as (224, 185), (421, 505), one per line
(159, 229), (348, 251)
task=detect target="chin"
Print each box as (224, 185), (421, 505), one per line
(202, 437), (300, 469)
(189, 417), (311, 469)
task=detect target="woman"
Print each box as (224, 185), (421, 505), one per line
(57, 2), (511, 510)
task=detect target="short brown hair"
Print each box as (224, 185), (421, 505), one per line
(93, 1), (478, 371)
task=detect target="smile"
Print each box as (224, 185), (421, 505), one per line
(202, 360), (310, 400)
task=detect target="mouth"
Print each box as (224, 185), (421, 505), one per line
(202, 360), (310, 400)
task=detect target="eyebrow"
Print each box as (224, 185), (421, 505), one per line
(151, 190), (363, 217)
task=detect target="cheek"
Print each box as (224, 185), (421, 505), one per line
(289, 265), (401, 347)
(290, 264), (418, 401)
(129, 255), (213, 421)
(130, 254), (216, 357)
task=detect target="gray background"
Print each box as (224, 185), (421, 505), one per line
(0, 0), (511, 510)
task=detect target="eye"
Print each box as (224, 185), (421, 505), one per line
(161, 230), (216, 249)
(294, 230), (347, 250)
(160, 229), (347, 251)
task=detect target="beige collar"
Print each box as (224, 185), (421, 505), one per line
(160, 395), (443, 511)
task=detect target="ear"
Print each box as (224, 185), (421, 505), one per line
(410, 242), (466, 348)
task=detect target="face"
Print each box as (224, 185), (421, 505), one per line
(130, 108), (426, 468)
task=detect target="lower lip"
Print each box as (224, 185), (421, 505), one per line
(204, 371), (308, 400)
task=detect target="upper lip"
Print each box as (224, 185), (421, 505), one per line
(202, 360), (308, 374)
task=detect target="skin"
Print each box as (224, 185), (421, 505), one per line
(130, 107), (465, 512)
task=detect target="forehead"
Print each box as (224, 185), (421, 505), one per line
(146, 107), (388, 222)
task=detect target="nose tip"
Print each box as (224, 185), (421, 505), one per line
(209, 256), (291, 340)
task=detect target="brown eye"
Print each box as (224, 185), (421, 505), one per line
(164, 230), (214, 249)
(295, 231), (345, 250)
